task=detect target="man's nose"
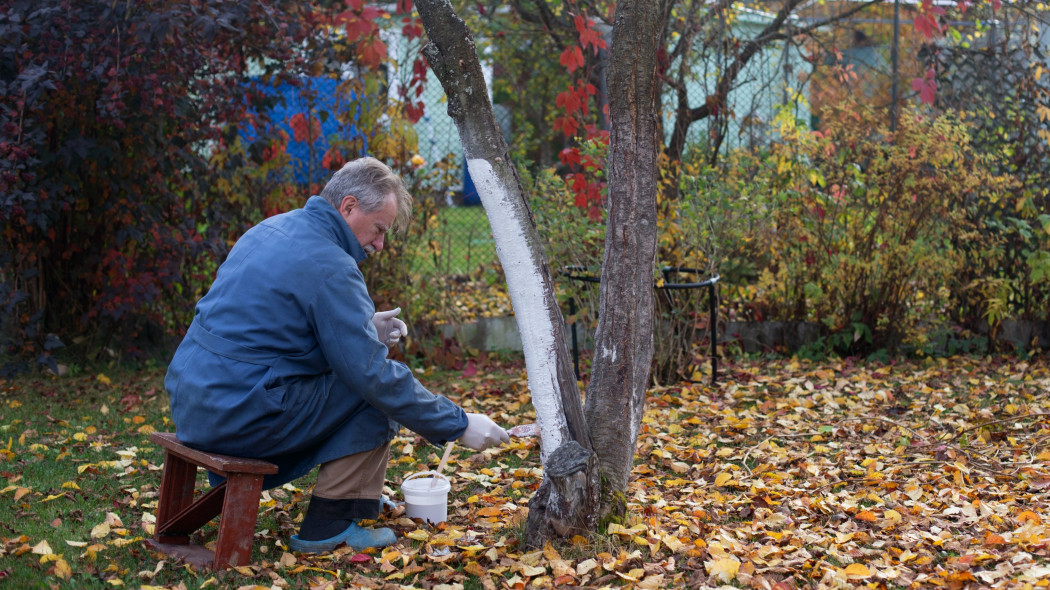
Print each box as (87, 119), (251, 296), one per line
(373, 235), (385, 252)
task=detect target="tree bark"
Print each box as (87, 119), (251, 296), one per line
(583, 0), (663, 502)
(415, 0), (591, 462)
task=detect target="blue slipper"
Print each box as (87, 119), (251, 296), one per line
(288, 521), (397, 553)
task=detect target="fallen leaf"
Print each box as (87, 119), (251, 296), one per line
(705, 557), (740, 583)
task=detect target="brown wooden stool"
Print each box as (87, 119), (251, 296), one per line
(144, 432), (278, 569)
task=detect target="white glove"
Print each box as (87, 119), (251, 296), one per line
(371, 307), (408, 346)
(458, 413), (510, 451)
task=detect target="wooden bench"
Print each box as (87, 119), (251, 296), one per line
(144, 432), (278, 570)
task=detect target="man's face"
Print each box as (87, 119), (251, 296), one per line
(340, 194), (397, 255)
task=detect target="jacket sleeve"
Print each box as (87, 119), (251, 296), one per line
(310, 270), (469, 445)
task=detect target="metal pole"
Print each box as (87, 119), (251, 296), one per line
(890, 0), (901, 132)
(569, 297), (579, 379)
(709, 281), (718, 385)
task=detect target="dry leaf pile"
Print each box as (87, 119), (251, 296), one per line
(1, 356), (1048, 589)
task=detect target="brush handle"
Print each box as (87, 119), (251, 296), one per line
(430, 441), (455, 489)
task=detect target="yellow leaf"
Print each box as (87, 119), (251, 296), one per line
(883, 509), (902, 526)
(576, 558), (599, 576)
(53, 558), (72, 580)
(73, 432), (87, 442)
(31, 540), (53, 555)
(96, 373), (111, 384)
(61, 481), (80, 490)
(662, 535), (685, 552)
(520, 565), (546, 577)
(844, 563), (871, 578)
(705, 557), (740, 583)
(714, 472), (732, 487)
(91, 523), (111, 539)
(405, 529), (429, 541)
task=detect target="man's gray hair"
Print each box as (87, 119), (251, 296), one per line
(320, 157), (412, 232)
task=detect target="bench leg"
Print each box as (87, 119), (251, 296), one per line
(155, 451), (198, 545)
(212, 472), (265, 569)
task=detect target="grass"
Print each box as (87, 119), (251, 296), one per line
(411, 205), (497, 275)
(0, 362), (537, 588)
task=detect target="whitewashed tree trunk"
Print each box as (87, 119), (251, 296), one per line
(415, 0), (663, 545)
(415, 0), (590, 463)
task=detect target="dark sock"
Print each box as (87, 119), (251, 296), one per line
(297, 496), (381, 541)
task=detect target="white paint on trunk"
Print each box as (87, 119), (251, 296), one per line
(466, 158), (567, 461)
(601, 346), (617, 363)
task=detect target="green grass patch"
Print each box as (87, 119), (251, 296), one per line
(412, 205), (496, 275)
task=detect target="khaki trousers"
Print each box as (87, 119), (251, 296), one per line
(312, 441), (391, 500)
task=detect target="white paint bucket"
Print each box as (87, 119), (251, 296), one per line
(400, 471), (451, 524)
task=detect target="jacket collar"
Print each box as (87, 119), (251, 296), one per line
(304, 196), (368, 264)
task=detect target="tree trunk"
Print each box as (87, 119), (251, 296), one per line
(415, 0), (592, 468)
(583, 0), (663, 504)
(416, 0), (663, 546)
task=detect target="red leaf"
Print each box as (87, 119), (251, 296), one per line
(559, 147), (582, 168)
(344, 16), (376, 43)
(556, 89), (582, 114)
(405, 100), (425, 123)
(559, 46), (584, 74)
(462, 360), (477, 378)
(913, 13), (941, 38)
(322, 147), (346, 171)
(553, 115), (579, 138)
(575, 15), (607, 54)
(402, 21), (423, 40)
(358, 37), (388, 69)
(348, 553), (371, 563)
(288, 112), (321, 143)
(911, 72), (937, 104)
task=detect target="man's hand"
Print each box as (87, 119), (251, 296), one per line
(458, 413), (510, 451)
(371, 307), (408, 347)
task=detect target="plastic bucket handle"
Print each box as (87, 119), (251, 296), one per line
(402, 471), (449, 485)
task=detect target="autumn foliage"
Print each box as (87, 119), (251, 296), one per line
(0, 0), (428, 373)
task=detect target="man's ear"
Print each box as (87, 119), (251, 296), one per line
(339, 195), (358, 216)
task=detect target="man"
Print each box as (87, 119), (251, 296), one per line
(164, 157), (508, 553)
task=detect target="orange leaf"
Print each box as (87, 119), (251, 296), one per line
(983, 532), (1006, 546)
(843, 563), (871, 578)
(855, 510), (877, 522)
(1018, 510), (1042, 525)
(476, 506), (501, 517)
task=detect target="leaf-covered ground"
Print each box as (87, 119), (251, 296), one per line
(1, 355), (1049, 589)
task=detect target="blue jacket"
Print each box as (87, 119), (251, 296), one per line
(164, 196), (468, 487)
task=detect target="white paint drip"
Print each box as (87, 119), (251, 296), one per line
(467, 158), (567, 462)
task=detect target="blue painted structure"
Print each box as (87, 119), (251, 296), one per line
(242, 76), (366, 185)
